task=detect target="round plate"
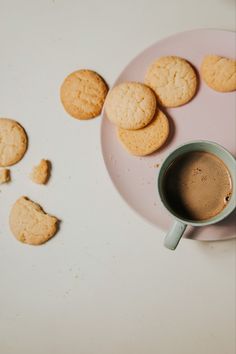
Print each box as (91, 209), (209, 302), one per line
(101, 29), (236, 241)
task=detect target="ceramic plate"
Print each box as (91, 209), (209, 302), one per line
(101, 29), (236, 241)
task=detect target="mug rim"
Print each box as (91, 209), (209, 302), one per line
(157, 140), (236, 227)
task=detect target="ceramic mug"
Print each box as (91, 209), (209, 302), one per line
(157, 140), (236, 250)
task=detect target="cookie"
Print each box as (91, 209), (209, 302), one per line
(60, 69), (108, 120)
(30, 159), (51, 184)
(201, 55), (236, 92)
(0, 169), (10, 184)
(117, 110), (169, 156)
(104, 82), (157, 129)
(9, 197), (58, 245)
(0, 118), (28, 167)
(145, 56), (197, 107)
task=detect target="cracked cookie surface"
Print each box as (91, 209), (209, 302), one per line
(60, 69), (108, 119)
(104, 82), (156, 130)
(201, 55), (236, 92)
(145, 56), (197, 107)
(0, 118), (28, 167)
(117, 110), (169, 156)
(9, 196), (58, 245)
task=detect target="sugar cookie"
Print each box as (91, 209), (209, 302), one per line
(60, 69), (108, 119)
(0, 118), (28, 167)
(117, 110), (169, 156)
(105, 82), (156, 129)
(145, 56), (197, 107)
(201, 55), (236, 92)
(9, 197), (58, 245)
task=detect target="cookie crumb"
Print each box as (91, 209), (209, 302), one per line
(30, 159), (51, 184)
(0, 169), (10, 184)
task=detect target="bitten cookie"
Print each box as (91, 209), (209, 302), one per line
(9, 197), (58, 245)
(60, 69), (108, 119)
(30, 159), (51, 184)
(0, 118), (28, 167)
(104, 82), (157, 129)
(201, 55), (236, 92)
(117, 110), (169, 156)
(145, 56), (197, 107)
(0, 169), (10, 184)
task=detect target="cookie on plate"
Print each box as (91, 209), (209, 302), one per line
(104, 82), (157, 130)
(145, 56), (197, 107)
(60, 69), (108, 120)
(30, 159), (51, 184)
(9, 196), (59, 245)
(0, 118), (28, 167)
(201, 55), (236, 92)
(117, 110), (169, 156)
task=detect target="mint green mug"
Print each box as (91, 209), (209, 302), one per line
(157, 141), (236, 250)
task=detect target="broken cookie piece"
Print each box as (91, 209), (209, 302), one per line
(0, 168), (10, 184)
(30, 159), (51, 184)
(9, 196), (59, 245)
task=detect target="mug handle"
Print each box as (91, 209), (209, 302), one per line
(164, 220), (187, 250)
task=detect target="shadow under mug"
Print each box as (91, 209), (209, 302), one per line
(157, 140), (236, 250)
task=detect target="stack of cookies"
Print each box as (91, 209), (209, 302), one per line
(104, 81), (169, 156)
(104, 56), (198, 156)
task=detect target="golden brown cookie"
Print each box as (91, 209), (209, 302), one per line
(0, 118), (28, 167)
(0, 169), (10, 184)
(30, 159), (51, 184)
(9, 197), (58, 245)
(145, 56), (197, 107)
(117, 110), (169, 156)
(201, 55), (236, 92)
(60, 69), (108, 119)
(104, 82), (157, 129)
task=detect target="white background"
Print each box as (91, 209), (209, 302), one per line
(0, 1), (235, 353)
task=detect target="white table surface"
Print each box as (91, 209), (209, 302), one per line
(0, 1), (235, 353)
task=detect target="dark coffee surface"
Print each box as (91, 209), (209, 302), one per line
(163, 151), (232, 221)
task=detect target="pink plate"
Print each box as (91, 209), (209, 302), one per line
(101, 29), (236, 241)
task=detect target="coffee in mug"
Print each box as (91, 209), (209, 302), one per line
(162, 151), (232, 221)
